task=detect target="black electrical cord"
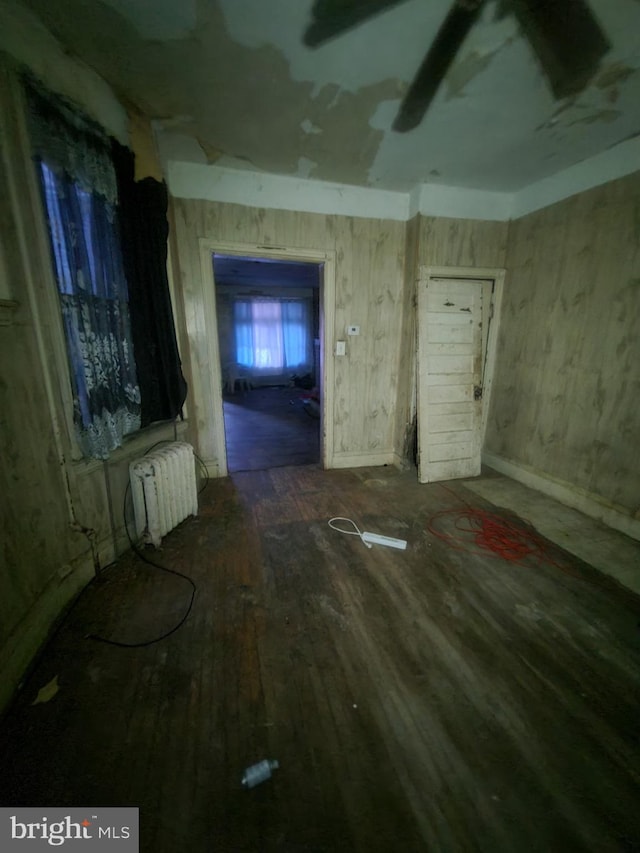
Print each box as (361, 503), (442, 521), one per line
(86, 441), (203, 648)
(195, 451), (210, 495)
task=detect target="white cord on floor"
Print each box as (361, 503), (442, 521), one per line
(328, 517), (372, 548)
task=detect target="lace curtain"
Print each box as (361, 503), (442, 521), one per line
(26, 79), (141, 459)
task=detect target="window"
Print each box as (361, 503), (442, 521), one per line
(26, 77), (187, 460)
(39, 160), (141, 455)
(233, 298), (312, 375)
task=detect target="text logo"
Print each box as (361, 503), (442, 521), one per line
(1, 808), (138, 851)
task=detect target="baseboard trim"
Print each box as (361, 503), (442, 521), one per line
(482, 451), (640, 541)
(201, 458), (223, 478)
(330, 451), (396, 469)
(0, 555), (94, 715)
(392, 452), (411, 471)
(96, 525), (131, 567)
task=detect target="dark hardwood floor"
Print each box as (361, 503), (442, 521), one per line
(223, 386), (320, 472)
(1, 465), (639, 852)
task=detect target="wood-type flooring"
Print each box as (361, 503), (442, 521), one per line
(223, 386), (320, 472)
(1, 465), (639, 852)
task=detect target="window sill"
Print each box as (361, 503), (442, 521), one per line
(72, 419), (189, 476)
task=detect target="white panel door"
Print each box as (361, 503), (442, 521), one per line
(417, 277), (484, 483)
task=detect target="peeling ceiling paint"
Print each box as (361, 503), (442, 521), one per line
(596, 62), (636, 89)
(567, 109), (622, 127)
(102, 0), (197, 41)
(15, 0), (640, 193)
(300, 119), (322, 135)
(297, 156), (317, 179)
(216, 0), (437, 92)
(445, 43), (511, 101)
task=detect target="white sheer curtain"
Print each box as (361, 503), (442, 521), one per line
(252, 301), (284, 371)
(233, 297), (312, 378)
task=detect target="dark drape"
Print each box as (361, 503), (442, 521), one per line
(111, 141), (187, 427)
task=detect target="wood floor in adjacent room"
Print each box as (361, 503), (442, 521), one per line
(223, 386), (320, 472)
(1, 465), (639, 852)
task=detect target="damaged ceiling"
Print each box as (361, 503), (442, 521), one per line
(16, 0), (640, 192)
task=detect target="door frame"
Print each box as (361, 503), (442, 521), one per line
(419, 264), (505, 451)
(199, 239), (336, 475)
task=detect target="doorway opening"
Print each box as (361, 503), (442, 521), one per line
(213, 253), (323, 473)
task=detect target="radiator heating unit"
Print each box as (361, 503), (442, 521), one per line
(129, 441), (198, 547)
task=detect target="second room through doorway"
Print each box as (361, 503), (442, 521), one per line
(213, 253), (322, 473)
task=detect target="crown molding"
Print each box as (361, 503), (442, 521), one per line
(167, 136), (640, 223)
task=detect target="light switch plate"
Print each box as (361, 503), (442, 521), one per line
(347, 325), (360, 336)
(335, 340), (346, 356)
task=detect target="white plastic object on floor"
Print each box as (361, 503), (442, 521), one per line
(241, 759), (279, 789)
(361, 531), (407, 550)
(328, 517), (408, 550)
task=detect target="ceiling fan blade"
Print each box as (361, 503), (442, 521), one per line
(304, 0), (409, 47)
(393, 0), (486, 132)
(510, 0), (610, 98)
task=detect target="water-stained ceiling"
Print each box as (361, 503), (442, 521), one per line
(17, 0), (640, 192)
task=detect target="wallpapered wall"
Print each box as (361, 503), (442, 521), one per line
(485, 171), (640, 520)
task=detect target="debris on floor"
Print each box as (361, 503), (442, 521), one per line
(31, 676), (59, 706)
(241, 759), (280, 789)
